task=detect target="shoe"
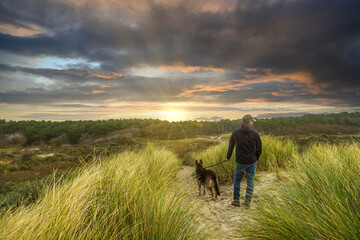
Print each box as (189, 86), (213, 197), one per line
(243, 202), (251, 209)
(231, 200), (240, 207)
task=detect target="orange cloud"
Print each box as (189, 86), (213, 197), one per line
(177, 68), (334, 98)
(90, 85), (112, 94)
(270, 89), (301, 97)
(158, 63), (225, 73)
(87, 72), (123, 79)
(0, 22), (49, 37)
(48, 70), (122, 79)
(242, 69), (334, 95)
(91, 90), (105, 94)
(60, 0), (236, 14)
(195, 0), (237, 13)
(342, 87), (360, 96)
(178, 81), (250, 97)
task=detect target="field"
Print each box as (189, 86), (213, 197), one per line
(1, 116), (360, 239)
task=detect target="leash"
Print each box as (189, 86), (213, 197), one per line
(204, 160), (227, 168)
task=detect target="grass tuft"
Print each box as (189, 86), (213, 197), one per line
(0, 144), (203, 240)
(244, 143), (360, 239)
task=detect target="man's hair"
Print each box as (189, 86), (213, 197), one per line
(242, 114), (254, 124)
(243, 118), (251, 124)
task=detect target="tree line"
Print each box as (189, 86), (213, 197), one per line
(0, 112), (359, 145)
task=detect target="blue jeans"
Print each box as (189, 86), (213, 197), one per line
(233, 162), (257, 204)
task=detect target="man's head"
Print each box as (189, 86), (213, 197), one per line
(243, 114), (255, 126)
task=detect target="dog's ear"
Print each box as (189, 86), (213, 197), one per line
(200, 159), (203, 164)
(195, 160), (198, 165)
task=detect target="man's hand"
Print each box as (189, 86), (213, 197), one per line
(226, 158), (230, 162)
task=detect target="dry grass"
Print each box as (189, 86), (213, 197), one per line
(0, 145), (204, 240)
(244, 143), (360, 239)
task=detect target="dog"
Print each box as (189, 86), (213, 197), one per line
(195, 159), (220, 200)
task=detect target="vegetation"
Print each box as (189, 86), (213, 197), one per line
(259, 135), (299, 171)
(1, 112), (359, 145)
(1, 113), (360, 239)
(0, 118), (244, 145)
(0, 171), (73, 210)
(0, 145), (204, 240)
(257, 112), (360, 135)
(0, 136), (141, 182)
(245, 143), (360, 239)
(153, 138), (221, 166)
(192, 135), (298, 183)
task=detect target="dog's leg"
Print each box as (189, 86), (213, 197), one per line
(203, 184), (206, 195)
(198, 181), (201, 195)
(208, 186), (214, 200)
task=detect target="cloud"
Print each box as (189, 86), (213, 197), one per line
(0, 0), (359, 120)
(256, 112), (310, 119)
(194, 116), (224, 121)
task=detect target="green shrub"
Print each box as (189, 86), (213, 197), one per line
(19, 162), (32, 170)
(20, 150), (33, 161)
(245, 143), (360, 239)
(5, 133), (27, 146)
(9, 166), (17, 172)
(0, 172), (74, 210)
(49, 134), (69, 146)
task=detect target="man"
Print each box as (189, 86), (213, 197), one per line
(226, 114), (262, 208)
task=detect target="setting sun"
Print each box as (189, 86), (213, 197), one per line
(160, 110), (188, 122)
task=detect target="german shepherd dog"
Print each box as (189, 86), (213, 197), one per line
(195, 159), (220, 200)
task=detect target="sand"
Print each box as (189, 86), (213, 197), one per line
(177, 166), (278, 239)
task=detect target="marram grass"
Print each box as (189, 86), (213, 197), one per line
(259, 135), (299, 171)
(245, 143), (360, 239)
(0, 144), (204, 240)
(192, 135), (298, 183)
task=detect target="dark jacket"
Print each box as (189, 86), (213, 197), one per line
(226, 123), (262, 164)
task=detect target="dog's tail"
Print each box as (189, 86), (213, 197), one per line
(211, 174), (220, 196)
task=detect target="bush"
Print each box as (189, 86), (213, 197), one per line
(49, 134), (69, 146)
(5, 133), (27, 146)
(20, 151), (33, 161)
(19, 161), (32, 170)
(244, 143), (360, 239)
(78, 133), (95, 144)
(9, 166), (17, 172)
(0, 172), (73, 210)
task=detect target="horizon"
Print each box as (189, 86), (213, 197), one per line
(2, 111), (359, 123)
(1, 0), (360, 121)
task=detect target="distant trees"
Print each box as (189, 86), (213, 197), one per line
(256, 112), (360, 135)
(0, 112), (359, 145)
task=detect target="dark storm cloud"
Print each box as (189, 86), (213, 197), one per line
(0, 0), (360, 106)
(0, 63), (123, 82)
(0, 74), (191, 104)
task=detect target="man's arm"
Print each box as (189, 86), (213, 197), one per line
(256, 133), (262, 160)
(226, 132), (235, 161)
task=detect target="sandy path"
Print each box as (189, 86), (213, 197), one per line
(177, 166), (278, 239)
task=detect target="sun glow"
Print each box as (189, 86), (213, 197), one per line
(159, 110), (188, 122)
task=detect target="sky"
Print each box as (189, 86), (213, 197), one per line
(0, 0), (359, 121)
